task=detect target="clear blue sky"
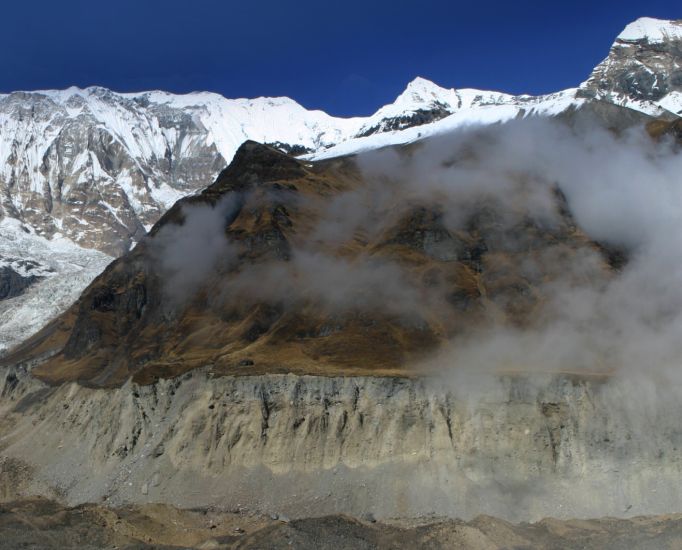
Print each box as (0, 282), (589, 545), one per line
(2, 0), (678, 116)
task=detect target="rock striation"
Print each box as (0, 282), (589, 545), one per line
(1, 365), (681, 522)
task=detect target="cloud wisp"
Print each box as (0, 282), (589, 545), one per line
(151, 117), (682, 378)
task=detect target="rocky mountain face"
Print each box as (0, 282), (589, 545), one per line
(0, 17), (680, 360)
(0, 79), (579, 357)
(0, 83), (438, 354)
(580, 17), (682, 115)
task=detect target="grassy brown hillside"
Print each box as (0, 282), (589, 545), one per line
(3, 139), (615, 387)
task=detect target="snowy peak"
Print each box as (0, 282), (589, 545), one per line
(393, 77), (457, 108)
(355, 78), (457, 136)
(617, 17), (682, 44)
(356, 78), (516, 138)
(392, 77), (515, 110)
(580, 17), (682, 116)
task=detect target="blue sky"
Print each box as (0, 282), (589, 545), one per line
(2, 0), (678, 116)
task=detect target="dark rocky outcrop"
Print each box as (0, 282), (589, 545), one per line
(357, 104), (452, 137)
(0, 266), (39, 301)
(267, 141), (314, 156)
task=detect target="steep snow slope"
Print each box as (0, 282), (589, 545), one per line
(310, 89), (582, 160)
(130, 91), (364, 159)
(0, 219), (111, 356)
(618, 17), (682, 43)
(0, 79), (589, 258)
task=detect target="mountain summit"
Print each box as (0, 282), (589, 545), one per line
(581, 17), (682, 115)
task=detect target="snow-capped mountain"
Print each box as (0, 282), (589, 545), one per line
(579, 17), (682, 116)
(0, 80), (588, 256)
(0, 88), (362, 256)
(2, 18), (681, 257)
(0, 218), (110, 355)
(0, 16), (680, 357)
(314, 18), (682, 160)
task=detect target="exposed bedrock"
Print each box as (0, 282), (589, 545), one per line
(0, 265), (39, 301)
(1, 366), (681, 522)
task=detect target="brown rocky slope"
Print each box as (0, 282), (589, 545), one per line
(3, 136), (617, 387)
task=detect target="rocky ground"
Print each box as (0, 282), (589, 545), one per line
(2, 498), (682, 550)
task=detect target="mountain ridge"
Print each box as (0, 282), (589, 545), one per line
(0, 16), (681, 358)
(2, 17), (681, 256)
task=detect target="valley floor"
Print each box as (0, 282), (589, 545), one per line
(2, 497), (682, 550)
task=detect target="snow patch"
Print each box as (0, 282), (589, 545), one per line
(658, 91), (682, 115)
(617, 17), (682, 44)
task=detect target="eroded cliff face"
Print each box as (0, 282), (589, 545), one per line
(1, 365), (680, 522)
